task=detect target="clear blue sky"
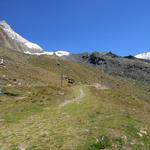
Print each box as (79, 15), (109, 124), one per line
(1, 0), (150, 56)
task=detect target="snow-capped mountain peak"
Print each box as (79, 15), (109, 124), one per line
(0, 20), (70, 57)
(135, 52), (150, 60)
(0, 20), (43, 52)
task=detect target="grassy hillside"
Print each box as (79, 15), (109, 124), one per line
(0, 47), (150, 150)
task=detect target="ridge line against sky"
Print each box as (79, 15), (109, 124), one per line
(1, 0), (150, 56)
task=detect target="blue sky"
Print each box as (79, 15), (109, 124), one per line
(1, 0), (150, 56)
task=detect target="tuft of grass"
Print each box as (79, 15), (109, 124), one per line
(124, 125), (139, 137)
(87, 136), (112, 150)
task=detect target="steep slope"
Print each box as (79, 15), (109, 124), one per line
(0, 20), (43, 53)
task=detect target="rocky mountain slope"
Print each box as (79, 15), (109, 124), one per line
(67, 52), (150, 85)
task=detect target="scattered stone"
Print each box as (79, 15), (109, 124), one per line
(56, 63), (60, 66)
(0, 119), (5, 122)
(18, 143), (27, 150)
(68, 78), (75, 84)
(15, 96), (26, 100)
(13, 79), (17, 82)
(18, 82), (22, 86)
(58, 92), (64, 95)
(137, 132), (143, 137)
(122, 135), (128, 143)
(89, 83), (109, 89)
(0, 58), (4, 65)
(140, 129), (147, 135)
(2, 75), (6, 78)
(85, 129), (89, 132)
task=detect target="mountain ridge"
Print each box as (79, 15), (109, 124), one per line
(1, 20), (150, 60)
(0, 20), (71, 57)
(65, 52), (150, 85)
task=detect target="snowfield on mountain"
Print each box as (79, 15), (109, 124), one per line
(135, 52), (150, 60)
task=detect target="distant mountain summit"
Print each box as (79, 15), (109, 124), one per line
(135, 52), (150, 60)
(0, 20), (43, 53)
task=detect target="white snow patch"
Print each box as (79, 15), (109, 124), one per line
(43, 51), (54, 55)
(135, 52), (150, 60)
(24, 50), (70, 57)
(24, 51), (54, 56)
(24, 42), (42, 50)
(55, 51), (70, 57)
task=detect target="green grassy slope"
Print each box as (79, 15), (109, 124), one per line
(0, 47), (150, 150)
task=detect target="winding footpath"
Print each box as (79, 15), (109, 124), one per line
(59, 86), (85, 107)
(60, 83), (109, 107)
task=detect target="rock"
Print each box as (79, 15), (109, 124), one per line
(18, 82), (22, 85)
(68, 78), (75, 84)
